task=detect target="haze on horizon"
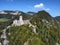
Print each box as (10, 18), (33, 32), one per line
(0, 0), (60, 17)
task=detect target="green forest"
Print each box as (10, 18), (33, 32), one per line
(0, 10), (60, 45)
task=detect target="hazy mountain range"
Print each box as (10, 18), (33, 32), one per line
(54, 16), (60, 23)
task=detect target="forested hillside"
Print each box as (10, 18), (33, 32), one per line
(2, 10), (60, 45)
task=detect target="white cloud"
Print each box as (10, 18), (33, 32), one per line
(34, 3), (44, 8)
(33, 3), (51, 11)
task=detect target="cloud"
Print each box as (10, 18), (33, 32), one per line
(34, 3), (50, 11)
(34, 3), (44, 8)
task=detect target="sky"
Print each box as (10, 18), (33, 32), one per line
(0, 0), (60, 17)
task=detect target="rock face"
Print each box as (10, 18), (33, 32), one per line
(12, 15), (32, 26)
(13, 16), (24, 26)
(0, 42), (2, 45)
(1, 25), (11, 45)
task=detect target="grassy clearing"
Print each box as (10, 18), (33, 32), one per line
(0, 18), (10, 22)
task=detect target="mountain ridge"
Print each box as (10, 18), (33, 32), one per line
(0, 10), (60, 45)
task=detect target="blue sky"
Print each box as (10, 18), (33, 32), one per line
(0, 0), (60, 17)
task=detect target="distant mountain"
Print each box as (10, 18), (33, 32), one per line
(19, 11), (32, 20)
(3, 10), (16, 13)
(0, 10), (32, 20)
(54, 16), (60, 22)
(27, 12), (36, 15)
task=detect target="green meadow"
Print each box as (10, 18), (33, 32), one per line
(0, 18), (10, 22)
